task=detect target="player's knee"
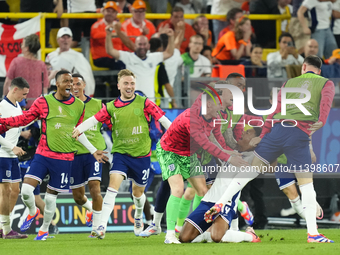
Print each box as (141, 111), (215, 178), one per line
(72, 191), (84, 205)
(210, 232), (222, 243)
(21, 183), (33, 200)
(88, 181), (101, 195)
(179, 232), (193, 243)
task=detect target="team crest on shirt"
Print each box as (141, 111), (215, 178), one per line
(149, 63), (153, 68)
(134, 108), (142, 116)
(70, 177), (74, 184)
(6, 170), (11, 178)
(56, 106), (67, 117)
(168, 164), (175, 171)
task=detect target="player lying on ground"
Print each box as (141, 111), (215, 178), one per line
(179, 127), (262, 243)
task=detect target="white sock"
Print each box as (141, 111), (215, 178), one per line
(132, 193), (146, 219)
(221, 230), (253, 243)
(92, 210), (101, 230)
(145, 220), (152, 225)
(167, 229), (175, 236)
(0, 215), (11, 235)
(40, 193), (57, 232)
(300, 183), (318, 235)
(192, 232), (212, 243)
(153, 211), (163, 227)
(82, 198), (92, 212)
(21, 183), (37, 216)
(289, 195), (305, 219)
(229, 218), (239, 231)
(100, 187), (118, 229)
(216, 172), (259, 205)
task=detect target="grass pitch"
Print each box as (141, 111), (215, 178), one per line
(1, 229), (339, 255)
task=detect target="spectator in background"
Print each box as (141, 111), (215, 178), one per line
(212, 16), (252, 64)
(159, 33), (183, 100)
(288, 0), (309, 54)
(321, 49), (340, 78)
(116, 0), (132, 13)
(218, 7), (244, 39)
(149, 38), (177, 108)
(250, 0), (280, 48)
(175, 0), (202, 25)
(121, 0), (156, 51)
(105, 23), (175, 101)
(3, 34), (49, 108)
(157, 6), (196, 54)
(241, 44), (267, 77)
(332, 0), (340, 47)
(201, 45), (213, 64)
(181, 35), (212, 77)
(66, 0), (97, 47)
(298, 0), (337, 59)
(267, 32), (304, 78)
(192, 15), (213, 47)
(300, 38), (319, 58)
(90, 1), (125, 70)
(46, 27), (96, 96)
(210, 0), (244, 43)
(278, 0), (293, 32)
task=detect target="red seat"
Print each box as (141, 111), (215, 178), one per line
(211, 65), (245, 79)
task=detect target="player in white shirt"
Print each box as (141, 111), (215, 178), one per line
(0, 77), (29, 239)
(104, 24), (175, 102)
(179, 128), (262, 243)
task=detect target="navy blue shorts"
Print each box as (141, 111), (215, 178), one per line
(26, 154), (73, 193)
(254, 124), (311, 172)
(20, 166), (40, 195)
(0, 158), (21, 183)
(70, 154), (102, 189)
(110, 153), (150, 187)
(275, 164), (297, 190)
(185, 192), (239, 234)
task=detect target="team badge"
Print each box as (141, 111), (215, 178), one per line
(6, 170), (11, 178)
(70, 177), (74, 184)
(168, 164), (175, 171)
(134, 108), (142, 116)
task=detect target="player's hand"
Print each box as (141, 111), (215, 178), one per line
(310, 149), (317, 163)
(204, 203), (223, 223)
(229, 156), (250, 167)
(249, 137), (261, 147)
(12, 146), (26, 157)
(20, 130), (32, 140)
(6, 126), (13, 130)
(166, 28), (174, 37)
(105, 25), (115, 34)
(93, 150), (109, 163)
(308, 121), (323, 135)
(72, 127), (81, 139)
(142, 25), (150, 35)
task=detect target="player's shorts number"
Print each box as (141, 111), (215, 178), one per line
(94, 162), (100, 172)
(142, 168), (150, 181)
(61, 173), (68, 185)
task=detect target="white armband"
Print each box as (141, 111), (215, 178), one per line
(77, 133), (97, 154)
(158, 116), (172, 130)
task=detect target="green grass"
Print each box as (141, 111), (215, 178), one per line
(1, 229), (340, 255)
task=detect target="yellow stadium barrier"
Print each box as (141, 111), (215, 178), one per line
(0, 12), (290, 62)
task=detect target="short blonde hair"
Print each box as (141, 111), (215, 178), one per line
(118, 69), (136, 83)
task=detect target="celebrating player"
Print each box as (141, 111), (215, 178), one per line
(0, 77), (29, 239)
(155, 83), (249, 244)
(70, 74), (109, 237)
(0, 70), (108, 241)
(205, 55), (335, 243)
(72, 69), (172, 239)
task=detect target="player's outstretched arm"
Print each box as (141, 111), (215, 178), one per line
(158, 115), (172, 129)
(77, 133), (108, 163)
(72, 116), (99, 138)
(222, 128), (237, 150)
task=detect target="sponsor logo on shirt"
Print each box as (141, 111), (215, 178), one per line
(56, 106), (67, 117)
